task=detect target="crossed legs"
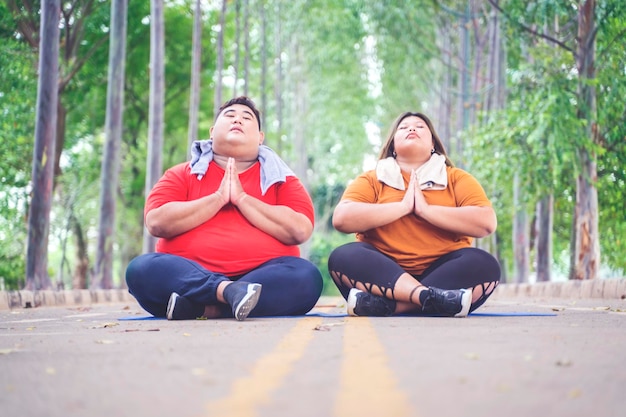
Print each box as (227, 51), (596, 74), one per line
(126, 253), (323, 318)
(328, 242), (501, 315)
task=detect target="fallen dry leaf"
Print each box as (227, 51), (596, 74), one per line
(556, 358), (573, 367)
(124, 328), (160, 332)
(68, 306), (91, 312)
(314, 322), (345, 331)
(568, 388), (582, 398)
(92, 322), (119, 329)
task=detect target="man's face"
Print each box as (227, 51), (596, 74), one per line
(211, 104), (264, 159)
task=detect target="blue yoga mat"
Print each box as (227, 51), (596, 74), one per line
(118, 310), (556, 320)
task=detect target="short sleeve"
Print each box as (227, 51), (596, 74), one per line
(341, 171), (379, 204)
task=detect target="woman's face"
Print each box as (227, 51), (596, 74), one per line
(392, 116), (433, 161)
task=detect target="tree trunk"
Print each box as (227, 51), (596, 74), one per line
(143, 0), (165, 254)
(437, 18), (452, 151)
(214, 0), (227, 118)
(274, 2), (283, 154)
(291, 41), (310, 260)
(233, 0), (241, 97)
(72, 214), (89, 289)
(572, 0), (599, 280)
(54, 102), (66, 182)
(259, 0), (268, 133)
(25, 0), (60, 291)
(243, 0), (250, 96)
(455, 3), (470, 165)
(469, 1), (485, 127)
(484, 4), (503, 115)
(512, 172), (529, 283)
(94, 0), (127, 289)
(92, 0), (128, 289)
(187, 0), (202, 158)
(535, 195), (553, 282)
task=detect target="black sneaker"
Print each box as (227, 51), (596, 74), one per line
(166, 292), (204, 320)
(223, 282), (262, 321)
(347, 288), (395, 317)
(421, 287), (471, 317)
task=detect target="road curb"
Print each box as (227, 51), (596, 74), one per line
(491, 278), (626, 300)
(0, 288), (137, 310)
(1, 279), (625, 310)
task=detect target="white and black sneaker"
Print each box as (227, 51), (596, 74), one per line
(223, 282), (262, 321)
(420, 287), (472, 317)
(166, 292), (204, 320)
(347, 288), (396, 317)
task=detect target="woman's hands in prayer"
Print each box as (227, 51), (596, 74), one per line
(402, 170), (428, 218)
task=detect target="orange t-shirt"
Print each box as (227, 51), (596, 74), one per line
(145, 161), (315, 276)
(341, 166), (492, 275)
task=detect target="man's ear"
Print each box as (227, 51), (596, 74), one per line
(258, 131), (265, 145)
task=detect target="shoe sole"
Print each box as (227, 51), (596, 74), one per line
(166, 292), (179, 320)
(346, 288), (360, 316)
(233, 284), (262, 321)
(454, 289), (472, 318)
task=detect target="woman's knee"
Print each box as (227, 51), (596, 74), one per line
(476, 249), (502, 283)
(328, 242), (368, 271)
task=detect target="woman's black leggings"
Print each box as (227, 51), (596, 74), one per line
(328, 242), (501, 313)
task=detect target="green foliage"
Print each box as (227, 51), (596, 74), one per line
(365, 0), (441, 121)
(0, 11), (37, 289)
(468, 63), (584, 278)
(0, 38), (37, 188)
(0, 192), (27, 289)
(467, 0), (626, 279)
(595, 7), (626, 272)
(1, 0), (625, 290)
(308, 231), (353, 296)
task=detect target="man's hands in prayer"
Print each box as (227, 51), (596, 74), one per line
(216, 157), (248, 206)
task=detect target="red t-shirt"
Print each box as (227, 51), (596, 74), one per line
(145, 161), (315, 276)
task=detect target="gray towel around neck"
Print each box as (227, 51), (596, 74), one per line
(189, 139), (295, 195)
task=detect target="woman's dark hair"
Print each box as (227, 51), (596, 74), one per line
(377, 112), (453, 167)
(216, 96), (262, 130)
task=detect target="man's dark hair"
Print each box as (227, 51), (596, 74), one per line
(216, 96), (262, 130)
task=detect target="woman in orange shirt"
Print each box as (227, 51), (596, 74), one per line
(329, 111), (500, 317)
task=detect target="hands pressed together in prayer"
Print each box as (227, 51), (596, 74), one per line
(216, 157), (248, 206)
(401, 170), (429, 218)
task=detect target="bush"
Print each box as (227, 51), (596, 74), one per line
(309, 231), (354, 296)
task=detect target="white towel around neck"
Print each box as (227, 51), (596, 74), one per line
(375, 153), (448, 191)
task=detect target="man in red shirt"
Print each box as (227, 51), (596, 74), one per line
(126, 96), (323, 320)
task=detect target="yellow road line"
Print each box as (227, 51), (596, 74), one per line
(206, 317), (322, 417)
(335, 317), (415, 417)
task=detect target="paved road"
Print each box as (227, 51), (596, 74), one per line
(1, 295), (625, 417)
